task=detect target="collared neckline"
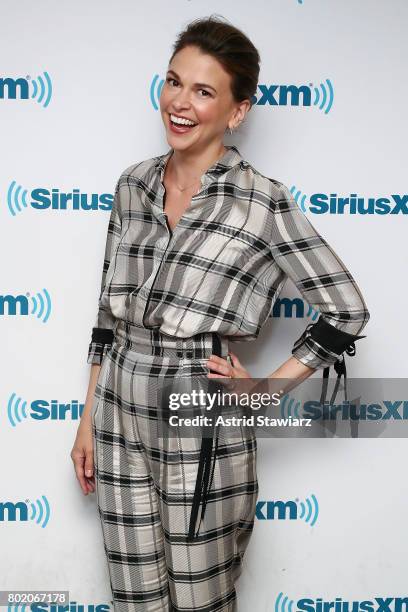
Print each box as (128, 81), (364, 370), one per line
(153, 144), (245, 192)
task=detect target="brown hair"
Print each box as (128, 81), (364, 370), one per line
(169, 14), (260, 109)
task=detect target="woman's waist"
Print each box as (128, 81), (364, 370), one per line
(113, 319), (230, 359)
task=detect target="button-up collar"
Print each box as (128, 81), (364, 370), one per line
(154, 144), (245, 193)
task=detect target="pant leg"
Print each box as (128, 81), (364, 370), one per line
(145, 366), (259, 612)
(92, 346), (171, 612)
(92, 343), (258, 612)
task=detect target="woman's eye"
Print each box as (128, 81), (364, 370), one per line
(166, 78), (210, 97)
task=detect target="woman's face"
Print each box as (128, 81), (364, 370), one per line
(159, 45), (245, 153)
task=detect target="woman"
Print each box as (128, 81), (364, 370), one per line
(71, 15), (370, 612)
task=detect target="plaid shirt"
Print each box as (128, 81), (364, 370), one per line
(87, 145), (370, 371)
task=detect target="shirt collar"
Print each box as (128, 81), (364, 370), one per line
(153, 144), (245, 191)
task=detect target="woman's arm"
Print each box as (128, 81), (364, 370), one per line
(71, 175), (122, 494)
(266, 354), (316, 397)
(71, 363), (101, 495)
(268, 181), (370, 370)
(261, 180), (371, 398)
(87, 177), (123, 365)
(206, 180), (371, 401)
(208, 351), (315, 394)
(81, 363), (102, 423)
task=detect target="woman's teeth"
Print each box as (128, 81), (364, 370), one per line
(170, 114), (197, 127)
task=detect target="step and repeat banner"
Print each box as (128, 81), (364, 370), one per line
(1, 0), (407, 610)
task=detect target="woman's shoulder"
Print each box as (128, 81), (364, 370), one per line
(244, 158), (292, 205)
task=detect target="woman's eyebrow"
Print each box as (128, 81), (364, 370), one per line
(166, 69), (217, 93)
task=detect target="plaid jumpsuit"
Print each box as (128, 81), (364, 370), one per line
(87, 145), (370, 611)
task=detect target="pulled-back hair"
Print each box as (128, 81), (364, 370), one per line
(169, 14), (260, 109)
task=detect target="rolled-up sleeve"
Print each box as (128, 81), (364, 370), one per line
(270, 182), (370, 371)
(87, 178), (122, 365)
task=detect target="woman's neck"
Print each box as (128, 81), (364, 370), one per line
(167, 142), (227, 187)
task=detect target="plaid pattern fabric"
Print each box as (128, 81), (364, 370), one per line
(87, 144), (370, 371)
(87, 145), (371, 609)
(92, 321), (258, 611)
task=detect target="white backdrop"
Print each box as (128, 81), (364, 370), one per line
(1, 0), (407, 609)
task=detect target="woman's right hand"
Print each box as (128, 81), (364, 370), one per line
(71, 363), (102, 495)
(70, 416), (96, 495)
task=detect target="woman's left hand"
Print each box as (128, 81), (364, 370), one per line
(206, 351), (251, 385)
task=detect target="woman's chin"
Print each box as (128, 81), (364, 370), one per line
(166, 134), (200, 151)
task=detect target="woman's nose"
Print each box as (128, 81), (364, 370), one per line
(173, 89), (192, 107)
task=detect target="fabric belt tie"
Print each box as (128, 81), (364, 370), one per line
(301, 317), (367, 406)
(187, 333), (223, 542)
(320, 341), (357, 405)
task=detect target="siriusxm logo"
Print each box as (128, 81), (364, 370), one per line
(250, 79), (334, 113)
(0, 290), (51, 322)
(291, 186), (408, 215)
(8, 394), (85, 427)
(7, 181), (113, 216)
(0, 496), (50, 527)
(8, 604), (111, 612)
(149, 74), (333, 114)
(280, 397), (408, 421)
(275, 592), (408, 612)
(270, 298), (319, 321)
(0, 72), (52, 107)
(256, 494), (318, 525)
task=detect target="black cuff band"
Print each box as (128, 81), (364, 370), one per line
(310, 317), (366, 355)
(91, 327), (114, 344)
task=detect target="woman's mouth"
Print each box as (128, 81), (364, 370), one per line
(168, 113), (198, 134)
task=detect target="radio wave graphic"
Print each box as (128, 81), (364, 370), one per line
(30, 71), (52, 107)
(29, 288), (52, 322)
(150, 74), (165, 110)
(306, 304), (319, 321)
(290, 185), (308, 213)
(8, 606), (29, 612)
(29, 495), (50, 527)
(298, 493), (319, 525)
(7, 393), (28, 427)
(280, 394), (301, 419)
(313, 78), (334, 114)
(7, 181), (29, 216)
(275, 591), (295, 612)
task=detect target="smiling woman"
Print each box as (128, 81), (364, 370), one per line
(71, 12), (370, 612)
(160, 43), (252, 159)
(158, 41), (256, 236)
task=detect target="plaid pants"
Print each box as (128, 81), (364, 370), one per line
(91, 320), (259, 612)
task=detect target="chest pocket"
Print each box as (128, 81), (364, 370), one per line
(216, 236), (258, 269)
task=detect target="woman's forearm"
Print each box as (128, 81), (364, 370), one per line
(81, 363), (102, 424)
(266, 355), (316, 397)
